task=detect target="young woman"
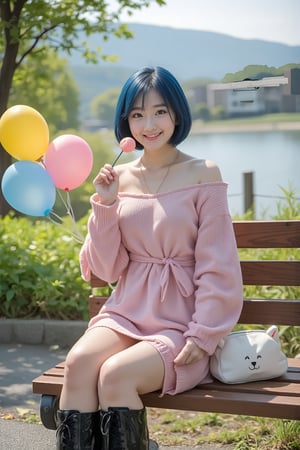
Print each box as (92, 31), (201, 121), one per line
(57, 66), (243, 449)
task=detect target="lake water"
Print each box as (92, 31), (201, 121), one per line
(180, 130), (300, 218)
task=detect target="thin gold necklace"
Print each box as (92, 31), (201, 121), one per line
(139, 150), (179, 194)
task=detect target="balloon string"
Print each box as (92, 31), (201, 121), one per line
(47, 211), (84, 244)
(65, 190), (84, 241)
(47, 210), (64, 225)
(48, 189), (85, 244)
(56, 188), (69, 212)
(111, 151), (123, 167)
(39, 160), (84, 243)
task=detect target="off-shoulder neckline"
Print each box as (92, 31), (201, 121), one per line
(118, 182), (228, 199)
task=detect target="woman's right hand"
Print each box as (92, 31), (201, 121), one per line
(93, 164), (119, 205)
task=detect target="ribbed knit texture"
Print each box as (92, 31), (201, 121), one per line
(80, 183), (243, 395)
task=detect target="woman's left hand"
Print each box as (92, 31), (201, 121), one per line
(174, 338), (206, 366)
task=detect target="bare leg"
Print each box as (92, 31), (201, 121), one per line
(99, 341), (165, 409)
(59, 326), (137, 412)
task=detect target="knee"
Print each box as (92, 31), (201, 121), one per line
(99, 357), (131, 400)
(64, 348), (96, 388)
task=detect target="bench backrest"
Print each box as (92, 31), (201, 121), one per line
(89, 220), (300, 327)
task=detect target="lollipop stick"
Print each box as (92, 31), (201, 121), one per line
(111, 151), (123, 167)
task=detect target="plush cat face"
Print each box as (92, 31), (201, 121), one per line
(210, 326), (288, 384)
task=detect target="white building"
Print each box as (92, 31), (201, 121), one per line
(206, 70), (300, 116)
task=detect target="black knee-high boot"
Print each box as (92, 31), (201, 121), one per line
(56, 409), (99, 450)
(104, 407), (158, 450)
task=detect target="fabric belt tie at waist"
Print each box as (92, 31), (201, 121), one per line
(129, 254), (195, 302)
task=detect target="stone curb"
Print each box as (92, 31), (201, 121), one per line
(0, 319), (87, 347)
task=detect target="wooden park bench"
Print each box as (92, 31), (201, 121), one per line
(32, 220), (300, 430)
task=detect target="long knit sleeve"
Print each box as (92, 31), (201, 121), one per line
(183, 185), (243, 355)
(84, 184), (243, 395)
(79, 194), (129, 282)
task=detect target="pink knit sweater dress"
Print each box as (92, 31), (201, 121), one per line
(80, 183), (243, 396)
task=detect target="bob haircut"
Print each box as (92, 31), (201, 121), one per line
(114, 66), (192, 150)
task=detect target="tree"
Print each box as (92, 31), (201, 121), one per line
(222, 63), (300, 83)
(211, 105), (226, 120)
(193, 102), (210, 121)
(91, 87), (121, 128)
(0, 0), (166, 215)
(11, 49), (79, 134)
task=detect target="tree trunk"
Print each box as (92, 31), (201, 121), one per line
(0, 3), (20, 216)
(0, 146), (12, 216)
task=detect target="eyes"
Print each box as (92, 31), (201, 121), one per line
(129, 108), (169, 120)
(245, 355), (262, 360)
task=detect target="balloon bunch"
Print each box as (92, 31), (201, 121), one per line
(0, 105), (93, 242)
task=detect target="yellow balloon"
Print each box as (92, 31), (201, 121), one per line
(0, 105), (49, 161)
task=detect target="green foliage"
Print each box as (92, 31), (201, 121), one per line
(192, 102), (211, 121)
(148, 408), (300, 449)
(72, 65), (133, 120)
(0, 213), (90, 320)
(0, 1), (166, 68)
(0, 0), (166, 217)
(0, 184), (299, 365)
(222, 63), (300, 83)
(0, 128), (135, 320)
(273, 185), (300, 220)
(235, 188), (300, 357)
(10, 49), (80, 134)
(211, 105), (227, 120)
(91, 87), (121, 128)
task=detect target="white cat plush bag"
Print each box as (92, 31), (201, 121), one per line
(210, 325), (288, 384)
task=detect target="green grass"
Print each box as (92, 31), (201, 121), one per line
(1, 402), (299, 449)
(147, 409), (300, 449)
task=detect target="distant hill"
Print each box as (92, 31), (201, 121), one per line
(67, 23), (300, 118)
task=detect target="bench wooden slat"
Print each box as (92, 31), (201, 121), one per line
(238, 299), (300, 325)
(88, 296), (108, 319)
(33, 375), (63, 396)
(32, 220), (300, 424)
(241, 261), (300, 286)
(42, 367), (65, 377)
(90, 273), (108, 288)
(32, 375), (300, 419)
(89, 263), (300, 289)
(233, 220), (300, 248)
(32, 375), (300, 399)
(141, 389), (300, 420)
(88, 296), (300, 326)
(33, 358), (300, 396)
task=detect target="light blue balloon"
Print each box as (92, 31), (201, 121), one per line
(1, 160), (56, 216)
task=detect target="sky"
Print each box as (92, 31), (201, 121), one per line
(117, 0), (300, 46)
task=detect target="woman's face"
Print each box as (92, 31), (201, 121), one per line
(128, 89), (176, 151)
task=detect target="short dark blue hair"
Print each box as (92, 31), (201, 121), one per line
(114, 66), (192, 150)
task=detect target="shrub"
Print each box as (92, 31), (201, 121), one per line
(234, 188), (300, 357)
(0, 213), (90, 320)
(1, 185), (299, 356)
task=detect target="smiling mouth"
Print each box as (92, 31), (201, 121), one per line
(249, 366), (260, 370)
(144, 133), (161, 140)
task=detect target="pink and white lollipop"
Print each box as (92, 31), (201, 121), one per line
(112, 137), (136, 166)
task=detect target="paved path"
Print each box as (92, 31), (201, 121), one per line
(0, 343), (234, 449)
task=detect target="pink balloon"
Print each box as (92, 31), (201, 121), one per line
(44, 134), (93, 190)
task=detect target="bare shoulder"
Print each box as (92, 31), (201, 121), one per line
(180, 154), (223, 183)
(198, 159), (223, 183)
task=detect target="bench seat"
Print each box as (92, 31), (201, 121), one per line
(32, 220), (300, 428)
